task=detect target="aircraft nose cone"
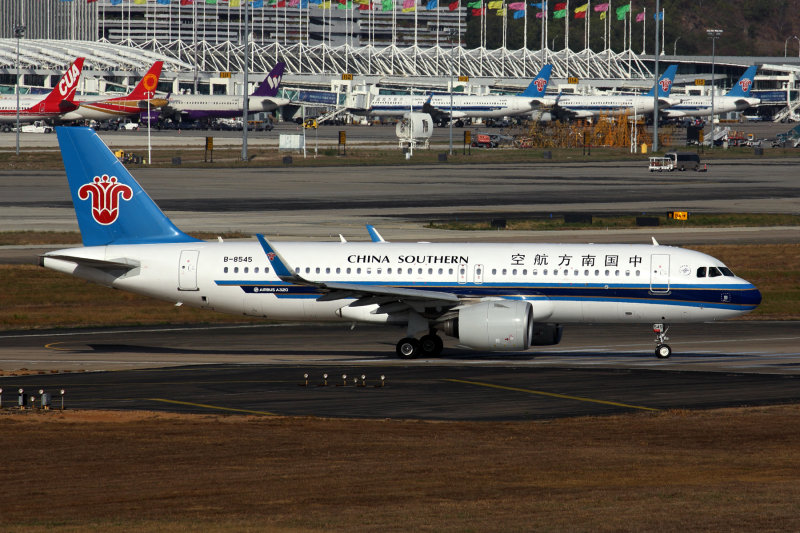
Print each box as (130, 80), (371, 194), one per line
(742, 286), (762, 308)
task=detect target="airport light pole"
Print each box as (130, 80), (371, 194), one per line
(673, 37), (681, 56)
(448, 28), (456, 156)
(786, 35), (800, 58)
(652, 0), (660, 152)
(241, 0), (250, 162)
(14, 24), (25, 156)
(707, 29), (722, 149)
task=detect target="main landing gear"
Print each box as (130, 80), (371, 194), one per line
(653, 323), (672, 359)
(396, 331), (444, 359)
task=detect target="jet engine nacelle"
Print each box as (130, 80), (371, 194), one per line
(530, 110), (554, 122)
(441, 300), (534, 351)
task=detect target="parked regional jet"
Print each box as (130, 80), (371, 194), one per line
(0, 58), (85, 124)
(538, 65), (679, 120)
(43, 127), (761, 359)
(159, 62), (289, 122)
(366, 65), (553, 120)
(59, 61), (168, 122)
(660, 66), (760, 119)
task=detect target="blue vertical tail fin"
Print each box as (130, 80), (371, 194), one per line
(56, 127), (200, 247)
(645, 65), (678, 97)
(726, 66), (758, 97)
(519, 64), (553, 97)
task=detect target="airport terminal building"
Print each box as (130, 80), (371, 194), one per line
(1, 0), (800, 121)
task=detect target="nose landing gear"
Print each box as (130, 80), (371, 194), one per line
(653, 323), (671, 359)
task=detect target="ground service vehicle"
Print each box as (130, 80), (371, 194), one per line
(664, 152), (701, 171)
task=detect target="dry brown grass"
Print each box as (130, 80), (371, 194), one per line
(1, 405), (800, 531)
(0, 264), (261, 330)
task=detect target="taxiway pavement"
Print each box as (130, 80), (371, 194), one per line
(1, 322), (799, 420)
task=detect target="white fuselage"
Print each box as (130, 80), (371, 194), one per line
(43, 241), (760, 327)
(369, 94), (536, 119)
(0, 96), (57, 122)
(165, 94), (291, 120)
(662, 95), (761, 118)
(552, 94), (674, 119)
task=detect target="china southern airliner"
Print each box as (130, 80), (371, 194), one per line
(366, 65), (552, 120)
(43, 127), (761, 359)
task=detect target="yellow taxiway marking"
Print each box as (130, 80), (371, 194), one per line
(44, 342), (74, 351)
(445, 379), (659, 412)
(148, 398), (277, 416)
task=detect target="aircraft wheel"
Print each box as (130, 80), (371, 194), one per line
(396, 337), (421, 359)
(419, 334), (444, 357)
(655, 344), (672, 359)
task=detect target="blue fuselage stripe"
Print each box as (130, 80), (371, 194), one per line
(215, 280), (761, 309)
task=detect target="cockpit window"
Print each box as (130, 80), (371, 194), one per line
(697, 267), (706, 278)
(719, 267), (734, 277)
(708, 267), (722, 277)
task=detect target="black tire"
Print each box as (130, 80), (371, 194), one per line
(655, 344), (672, 359)
(396, 337), (420, 359)
(419, 334), (444, 357)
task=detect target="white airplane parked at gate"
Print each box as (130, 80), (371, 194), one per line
(365, 65), (553, 120)
(534, 65), (679, 120)
(660, 65), (761, 119)
(43, 127), (761, 359)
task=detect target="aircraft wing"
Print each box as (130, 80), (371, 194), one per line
(660, 109), (687, 118)
(137, 98), (170, 109)
(553, 105), (594, 119)
(529, 97), (557, 108)
(252, 96), (291, 111)
(256, 234), (461, 311)
(421, 96), (467, 120)
(315, 282), (460, 304)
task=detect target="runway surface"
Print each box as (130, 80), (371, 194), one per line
(1, 322), (799, 420)
(1, 158), (799, 247)
(2, 136), (798, 419)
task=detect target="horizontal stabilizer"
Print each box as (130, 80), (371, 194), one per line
(40, 253), (139, 271)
